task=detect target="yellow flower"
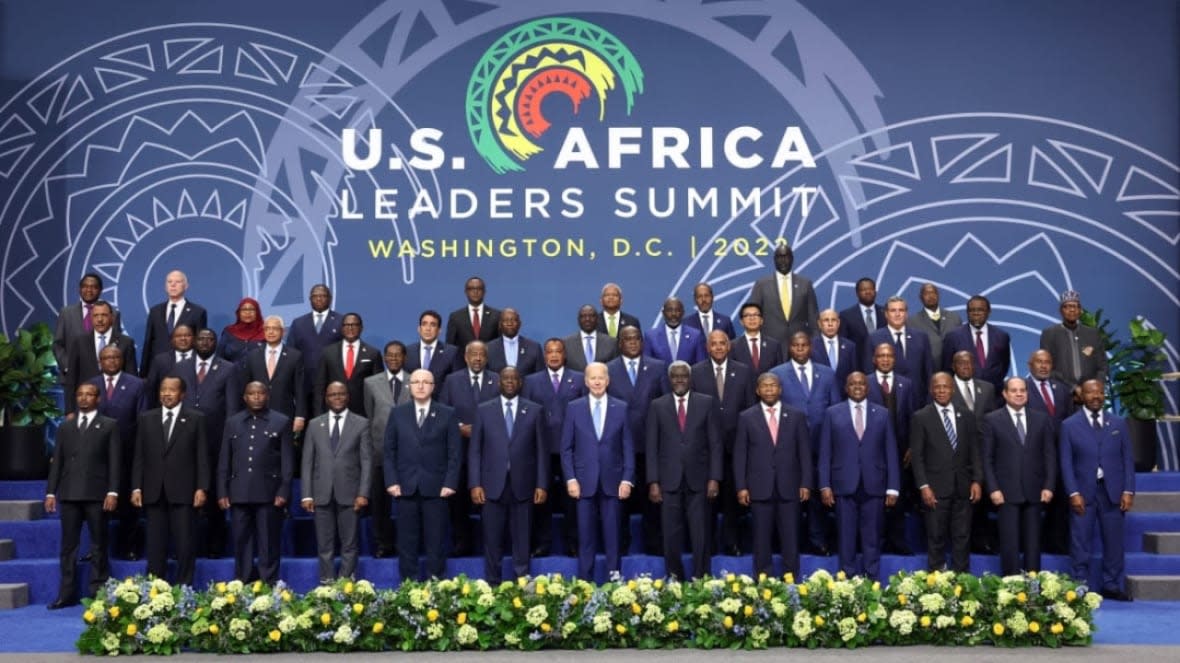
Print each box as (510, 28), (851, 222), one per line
(897, 594), (906, 605)
(215, 582), (227, 594)
(762, 589), (772, 601)
(723, 616), (734, 629)
(225, 594), (236, 605)
(731, 582), (741, 594)
(920, 615), (931, 628)
(126, 624), (137, 637)
(268, 629), (281, 642)
(457, 612), (467, 625)
(627, 580), (637, 591)
(666, 620), (679, 633)
(616, 624), (628, 635)
(654, 579), (664, 590)
(993, 623), (1005, 636)
(798, 585), (809, 597)
(872, 581), (881, 592)
(149, 587), (158, 599)
(518, 577), (528, 588)
(814, 615), (825, 627)
(541, 623), (552, 633)
(253, 580), (263, 594)
(631, 603), (641, 615)
(209, 624), (220, 635)
(1016, 592), (1027, 604)
(926, 574), (937, 587)
(743, 605), (754, 617)
(373, 622), (385, 634)
(827, 581), (835, 591)
(961, 615), (974, 627)
(320, 612), (331, 626)
(784, 572), (795, 584)
(837, 571), (847, 581)
(536, 583), (547, 596)
(1066, 590), (1077, 602)
(513, 597), (523, 609)
(427, 609), (439, 622)
(726, 573), (736, 583)
(353, 603), (364, 615)
(343, 581), (354, 594)
(954, 585), (963, 597)
(461, 583), (471, 596)
(1051, 622), (1064, 635)
(857, 612), (867, 623)
(758, 573), (767, 583)
(83, 611), (95, 624)
(194, 608), (202, 617)
(568, 594), (578, 606)
(108, 606), (120, 618)
(281, 590), (292, 602)
(1029, 621), (1040, 634)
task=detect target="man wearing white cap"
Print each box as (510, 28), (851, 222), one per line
(1039, 290), (1108, 398)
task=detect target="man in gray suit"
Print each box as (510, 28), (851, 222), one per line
(564, 304), (618, 372)
(362, 340), (411, 557)
(1039, 290), (1107, 397)
(749, 244), (818, 346)
(301, 382), (372, 581)
(907, 283), (961, 366)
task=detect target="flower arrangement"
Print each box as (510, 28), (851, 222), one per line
(76, 570), (1101, 654)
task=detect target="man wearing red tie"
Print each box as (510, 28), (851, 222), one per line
(446, 277), (501, 364)
(730, 303), (784, 385)
(313, 313), (380, 417)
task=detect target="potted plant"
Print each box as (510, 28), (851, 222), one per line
(0, 321), (62, 479)
(1082, 310), (1168, 471)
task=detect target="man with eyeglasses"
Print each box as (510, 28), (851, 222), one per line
(729, 302), (784, 383)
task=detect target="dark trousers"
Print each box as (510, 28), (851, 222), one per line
(369, 449), (396, 555)
(660, 487), (711, 579)
(884, 467), (914, 552)
(717, 454), (747, 553)
(448, 466), (474, 555)
(997, 501), (1043, 576)
(313, 500), (360, 580)
(481, 483), (532, 584)
(575, 492), (622, 580)
(397, 494), (448, 581)
(750, 491), (800, 577)
(230, 503), (283, 584)
(1042, 477), (1071, 554)
(1069, 483), (1126, 592)
(57, 501), (108, 601)
(202, 452), (227, 556)
(922, 493), (972, 572)
(144, 499), (195, 585)
(835, 485), (885, 579)
(533, 453), (576, 554)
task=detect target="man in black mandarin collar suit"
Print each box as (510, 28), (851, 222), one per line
(140, 270), (207, 379)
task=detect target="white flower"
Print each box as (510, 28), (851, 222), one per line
(770, 599), (787, 617)
(642, 603), (663, 624)
(150, 578), (171, 594)
(477, 592), (495, 608)
(526, 604), (548, 627)
(226, 580), (244, 594)
(354, 580), (376, 597)
(426, 623), (444, 640)
(610, 586), (636, 606)
(1005, 611), (1029, 636)
(133, 604), (152, 620)
(117, 589), (141, 604)
(897, 577), (919, 595)
(838, 617), (857, 641)
(792, 611), (815, 638)
(229, 618), (252, 641)
(146, 624), (173, 644)
(961, 600), (980, 616)
(593, 613), (612, 634)
(457, 624), (479, 645)
(997, 590), (1014, 607)
(333, 624), (356, 644)
(935, 615), (954, 629)
(1055, 604), (1076, 622)
(149, 592), (174, 613)
(278, 616), (296, 634)
(1084, 592), (1102, 610)
(718, 598), (742, 614)
(1073, 618), (1091, 637)
(312, 585), (337, 600)
(210, 597), (227, 611)
(408, 588), (430, 610)
(918, 593), (945, 612)
(750, 625), (770, 643)
(249, 595), (273, 613)
(562, 622), (577, 638)
(102, 633), (120, 652)
(504, 632), (521, 646)
(889, 609), (916, 635)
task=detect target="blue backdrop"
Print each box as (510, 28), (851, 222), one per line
(2, 0), (1178, 465)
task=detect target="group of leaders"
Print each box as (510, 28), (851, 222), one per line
(43, 243), (1135, 609)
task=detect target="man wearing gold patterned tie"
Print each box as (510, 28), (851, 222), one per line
(750, 244), (819, 348)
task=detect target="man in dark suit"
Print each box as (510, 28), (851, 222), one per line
(486, 307), (543, 375)
(749, 243), (818, 346)
(565, 305), (619, 372)
(813, 309), (858, 385)
(88, 346), (147, 560)
(910, 373), (982, 571)
(1040, 290), (1107, 397)
(53, 273), (123, 371)
(45, 384), (120, 609)
(1026, 348), (1076, 555)
(865, 342), (917, 555)
(143, 325), (195, 408)
(63, 300), (138, 411)
(287, 284), (343, 420)
(949, 349), (998, 554)
(982, 377), (1057, 576)
(561, 362), (635, 580)
(646, 361), (722, 579)
(941, 295), (1011, 394)
(819, 372), (900, 579)
(241, 316), (306, 432)
(730, 302), (784, 377)
(362, 341), (410, 557)
(683, 282), (736, 338)
(404, 310), (461, 387)
(131, 376), (208, 586)
(384, 369), (462, 581)
(446, 276), (501, 356)
(469, 367), (547, 583)
(300, 381), (371, 581)
(645, 296), (706, 365)
(522, 338), (585, 556)
(838, 277), (885, 355)
(140, 270), (207, 378)
(173, 328), (242, 557)
(907, 283), (961, 366)
(734, 373), (812, 576)
(691, 331), (756, 555)
(1060, 380), (1135, 601)
(313, 312), (381, 416)
(597, 282), (641, 339)
(865, 297), (934, 404)
(438, 340), (500, 556)
(217, 382), (294, 583)
(607, 326), (669, 553)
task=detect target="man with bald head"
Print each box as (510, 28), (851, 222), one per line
(750, 243), (819, 346)
(907, 283), (961, 364)
(486, 307), (543, 374)
(646, 296), (706, 365)
(141, 270), (207, 378)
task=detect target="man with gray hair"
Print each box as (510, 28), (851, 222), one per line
(241, 315), (306, 432)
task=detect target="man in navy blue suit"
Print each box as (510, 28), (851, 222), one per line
(384, 369), (462, 581)
(813, 309), (857, 386)
(691, 330), (755, 555)
(287, 284), (343, 419)
(730, 302), (784, 378)
(241, 316), (306, 432)
(469, 367), (547, 583)
(683, 282), (736, 338)
(839, 277), (885, 356)
(445, 276), (501, 356)
(645, 296), (706, 365)
(140, 270), (207, 379)
(486, 308), (544, 375)
(865, 342), (918, 555)
(522, 338), (586, 556)
(404, 310), (461, 387)
(982, 377), (1056, 576)
(143, 325), (195, 409)
(734, 373), (812, 576)
(865, 297), (934, 404)
(1060, 380), (1135, 601)
(1026, 348), (1076, 555)
(772, 331), (841, 554)
(646, 361), (722, 579)
(941, 295), (1011, 394)
(819, 372), (900, 579)
(561, 362), (635, 580)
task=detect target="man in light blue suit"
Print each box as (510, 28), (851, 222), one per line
(561, 362), (635, 580)
(1060, 380), (1136, 601)
(645, 296), (706, 366)
(819, 372), (900, 579)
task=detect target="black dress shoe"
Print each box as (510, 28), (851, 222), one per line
(48, 599), (78, 610)
(1101, 589), (1133, 602)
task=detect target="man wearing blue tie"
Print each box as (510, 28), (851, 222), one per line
(812, 309), (857, 386)
(683, 282), (736, 338)
(561, 362), (635, 580)
(646, 296), (706, 365)
(1060, 380), (1135, 601)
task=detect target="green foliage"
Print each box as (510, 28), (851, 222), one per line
(0, 322), (61, 426)
(1082, 309), (1167, 420)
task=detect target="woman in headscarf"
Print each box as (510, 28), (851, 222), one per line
(218, 297), (266, 366)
